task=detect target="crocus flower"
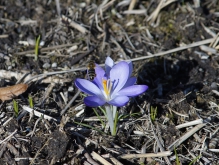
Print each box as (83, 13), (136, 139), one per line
(75, 57), (148, 107)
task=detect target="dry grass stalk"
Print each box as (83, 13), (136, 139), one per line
(123, 9), (147, 15)
(84, 152), (99, 165)
(201, 22), (216, 37)
(147, 0), (178, 25)
(128, 0), (137, 10)
(176, 119), (204, 129)
(61, 15), (88, 34)
(108, 154), (123, 165)
(91, 151), (113, 165)
(60, 90), (81, 116)
(0, 34), (9, 38)
(0, 129), (17, 144)
(168, 123), (206, 151)
(120, 151), (172, 159)
(130, 38), (215, 62)
(41, 82), (55, 104)
(147, 104), (172, 165)
(1, 37), (214, 87)
(22, 106), (57, 121)
(89, 0), (116, 19)
(199, 45), (217, 55)
(6, 142), (19, 157)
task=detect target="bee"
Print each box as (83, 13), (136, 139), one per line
(87, 60), (96, 81)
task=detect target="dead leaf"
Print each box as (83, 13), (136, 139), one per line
(0, 84), (28, 101)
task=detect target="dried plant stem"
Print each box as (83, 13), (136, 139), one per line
(147, 104), (171, 165)
(147, 0), (177, 24)
(176, 119), (203, 129)
(109, 154), (123, 165)
(128, 0), (137, 10)
(0, 129), (17, 144)
(168, 123), (206, 151)
(61, 15), (88, 34)
(22, 106), (57, 121)
(120, 151), (172, 159)
(1, 38), (215, 86)
(131, 38), (214, 62)
(91, 151), (112, 165)
(60, 90), (81, 116)
(84, 152), (99, 165)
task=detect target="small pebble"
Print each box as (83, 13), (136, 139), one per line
(5, 60), (11, 66)
(40, 41), (45, 46)
(211, 82), (217, 90)
(7, 66), (12, 70)
(68, 86), (74, 92)
(51, 62), (57, 68)
(43, 63), (51, 69)
(0, 112), (5, 118)
(11, 62), (16, 67)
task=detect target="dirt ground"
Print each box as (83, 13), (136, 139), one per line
(0, 0), (219, 165)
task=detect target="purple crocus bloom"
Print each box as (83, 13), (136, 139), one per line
(75, 57), (148, 107)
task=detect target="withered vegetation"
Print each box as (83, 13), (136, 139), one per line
(0, 0), (219, 164)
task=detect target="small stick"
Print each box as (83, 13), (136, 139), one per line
(0, 129), (17, 144)
(168, 123), (206, 151)
(120, 151), (172, 159)
(128, 0), (137, 10)
(60, 90), (81, 116)
(130, 38), (214, 62)
(70, 46), (96, 65)
(176, 119), (203, 129)
(61, 15), (88, 34)
(22, 106), (57, 121)
(84, 152), (100, 165)
(91, 151), (112, 165)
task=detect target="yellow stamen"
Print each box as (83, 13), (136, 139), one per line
(102, 79), (109, 96)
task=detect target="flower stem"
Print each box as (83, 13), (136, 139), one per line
(105, 104), (115, 136)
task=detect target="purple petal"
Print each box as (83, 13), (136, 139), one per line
(108, 96), (129, 107)
(75, 78), (102, 96)
(127, 61), (133, 77)
(123, 77), (136, 88)
(118, 85), (148, 97)
(93, 64), (106, 90)
(105, 56), (114, 75)
(110, 61), (129, 96)
(95, 64), (105, 77)
(84, 96), (106, 107)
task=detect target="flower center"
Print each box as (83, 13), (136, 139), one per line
(102, 79), (112, 100)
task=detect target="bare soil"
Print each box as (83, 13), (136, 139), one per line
(0, 0), (219, 165)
